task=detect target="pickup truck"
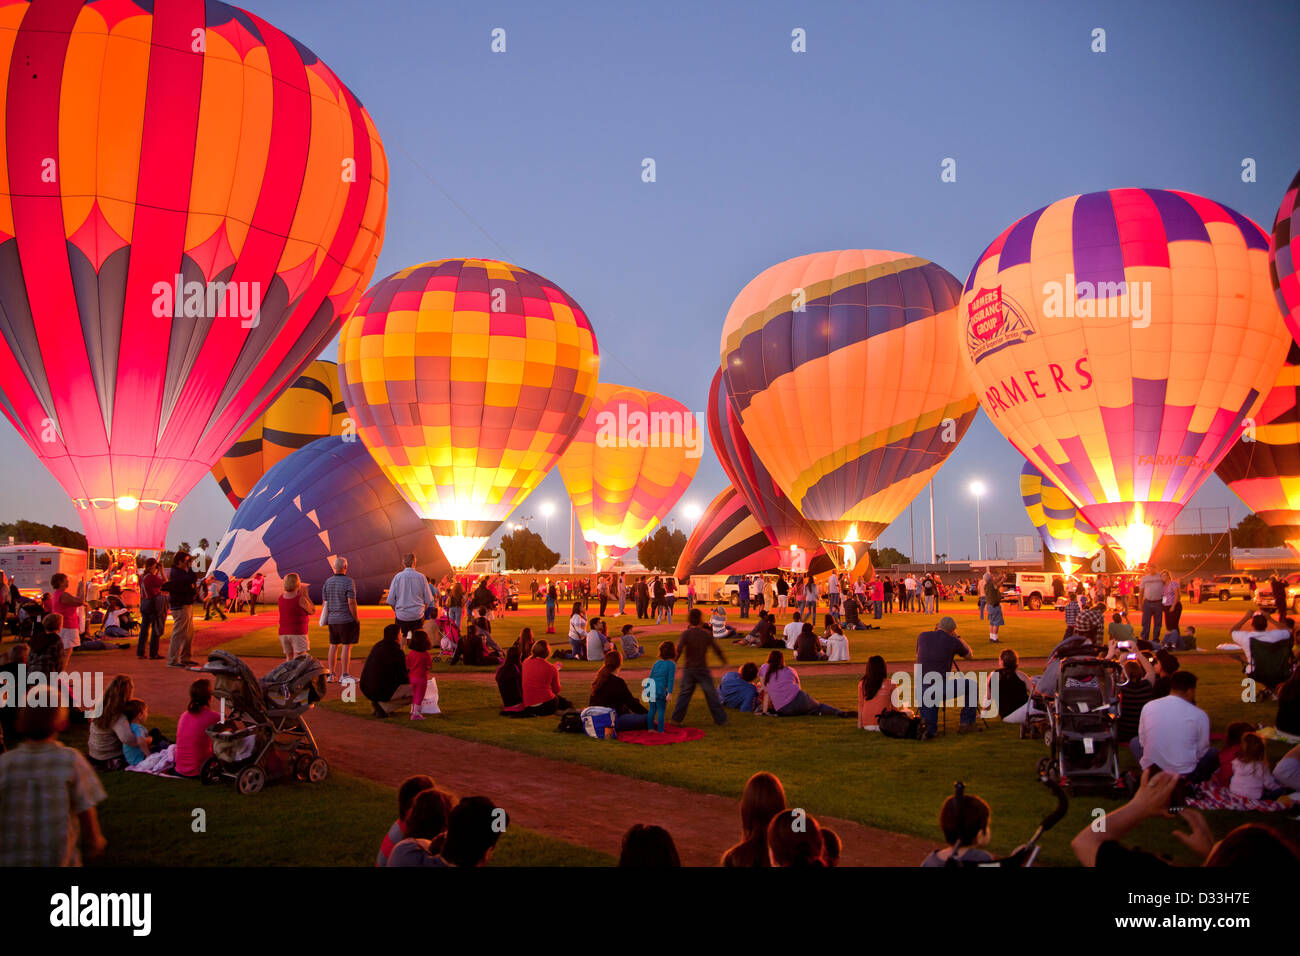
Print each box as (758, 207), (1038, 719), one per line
(1253, 573), (1300, 613)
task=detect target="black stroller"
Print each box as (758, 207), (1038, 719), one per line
(1037, 656), (1125, 795)
(197, 650), (330, 795)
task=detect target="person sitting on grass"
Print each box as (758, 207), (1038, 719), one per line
(87, 675), (151, 772)
(719, 662), (761, 712)
(496, 646), (526, 715)
(711, 605), (737, 643)
(857, 655), (900, 731)
(1107, 611), (1136, 645)
(1230, 732), (1292, 802)
(174, 679), (221, 779)
(757, 650), (849, 717)
(1071, 768), (1300, 867)
(737, 610), (771, 647)
(823, 618), (850, 662)
(440, 796), (507, 867)
(0, 689), (106, 866)
(588, 650), (649, 732)
(768, 808), (828, 867)
(377, 774), (435, 866)
(586, 616), (609, 663)
(450, 615), (502, 667)
(361, 623), (414, 718)
(618, 824), (682, 867)
(615, 623), (643, 660)
(722, 771), (786, 866)
(920, 783), (993, 866)
(1213, 721), (1257, 786)
(522, 641), (572, 717)
(120, 699), (167, 767)
(989, 648), (1033, 720)
(1134, 671), (1217, 783)
(793, 622), (825, 662)
(388, 787), (454, 867)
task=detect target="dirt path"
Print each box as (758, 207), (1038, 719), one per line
(81, 615), (933, 866)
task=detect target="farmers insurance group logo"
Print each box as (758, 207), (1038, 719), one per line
(966, 286), (1036, 364)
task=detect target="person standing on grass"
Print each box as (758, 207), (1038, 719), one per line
(165, 552), (199, 668)
(670, 608), (728, 726)
(647, 641), (676, 732)
(277, 572), (313, 662)
(45, 573), (84, 671)
(984, 571), (1004, 643)
(136, 557), (167, 661)
(1138, 564), (1165, 644)
(247, 571), (265, 615)
(776, 572), (789, 618)
(544, 579), (558, 634)
(323, 557), (360, 682)
(617, 572), (628, 616)
(448, 578), (465, 631)
(387, 553), (434, 639)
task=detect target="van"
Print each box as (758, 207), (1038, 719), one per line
(0, 544), (88, 599)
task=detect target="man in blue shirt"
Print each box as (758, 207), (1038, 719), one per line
(916, 615), (975, 739)
(719, 662), (760, 712)
(387, 553), (434, 637)
(737, 576), (751, 619)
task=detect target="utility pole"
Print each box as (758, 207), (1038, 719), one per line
(909, 502), (915, 566)
(568, 501), (575, 576)
(929, 480), (937, 564)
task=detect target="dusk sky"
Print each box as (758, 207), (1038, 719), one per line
(3, 0), (1298, 562)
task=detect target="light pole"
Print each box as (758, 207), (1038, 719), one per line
(970, 480), (986, 561)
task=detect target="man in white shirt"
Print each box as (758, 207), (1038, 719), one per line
(1134, 671), (1216, 781)
(782, 612), (804, 650)
(386, 553), (434, 637)
(904, 575), (917, 613)
(586, 618), (608, 662)
(1228, 609), (1293, 669)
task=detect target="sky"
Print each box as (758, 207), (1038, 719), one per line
(2, 0), (1299, 561)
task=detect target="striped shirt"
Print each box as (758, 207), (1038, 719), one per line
(322, 573), (357, 624)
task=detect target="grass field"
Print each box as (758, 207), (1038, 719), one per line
(60, 722), (613, 867)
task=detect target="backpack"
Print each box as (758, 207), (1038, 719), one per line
(555, 711), (584, 734)
(580, 706), (618, 740)
(878, 710), (926, 740)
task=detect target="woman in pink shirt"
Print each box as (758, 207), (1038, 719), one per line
(857, 655), (901, 730)
(277, 572), (313, 661)
(175, 679), (221, 777)
(521, 641), (572, 716)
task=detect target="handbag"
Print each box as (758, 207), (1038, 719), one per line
(877, 709), (925, 740)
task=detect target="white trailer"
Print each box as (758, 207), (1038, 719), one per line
(0, 544), (89, 598)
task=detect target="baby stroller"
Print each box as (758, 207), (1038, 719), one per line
(1036, 657), (1125, 795)
(197, 650), (330, 795)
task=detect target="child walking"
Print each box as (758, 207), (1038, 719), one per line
(406, 629), (433, 721)
(647, 641), (677, 732)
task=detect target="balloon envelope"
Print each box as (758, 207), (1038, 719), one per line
(211, 436), (449, 605)
(338, 259), (599, 568)
(1020, 460), (1102, 574)
(0, 0), (387, 548)
(1270, 167), (1300, 345)
(960, 189), (1289, 566)
(720, 250), (977, 568)
(675, 486), (834, 578)
(556, 382), (700, 571)
(211, 360), (348, 507)
(1215, 342), (1300, 556)
(707, 368), (824, 559)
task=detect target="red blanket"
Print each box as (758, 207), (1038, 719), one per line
(618, 727), (705, 746)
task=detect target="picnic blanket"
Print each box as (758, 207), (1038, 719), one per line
(1187, 779), (1293, 812)
(618, 727), (705, 746)
(125, 744), (177, 776)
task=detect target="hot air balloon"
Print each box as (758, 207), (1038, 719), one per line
(707, 368), (825, 564)
(211, 436), (450, 605)
(1020, 460), (1102, 575)
(720, 250), (978, 569)
(960, 189), (1290, 567)
(675, 486), (835, 579)
(338, 259), (599, 568)
(1270, 167), (1300, 344)
(211, 360), (348, 507)
(0, 0), (388, 549)
(1215, 342), (1300, 556)
(555, 382), (701, 571)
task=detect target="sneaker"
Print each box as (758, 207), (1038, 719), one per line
(148, 655), (164, 660)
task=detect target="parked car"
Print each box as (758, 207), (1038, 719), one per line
(1253, 573), (1300, 613)
(1200, 574), (1257, 602)
(715, 575), (767, 607)
(1014, 572), (1070, 610)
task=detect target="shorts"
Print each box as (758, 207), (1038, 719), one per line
(280, 633), (309, 655)
(777, 595), (788, 608)
(328, 620), (361, 645)
(60, 627), (80, 649)
(988, 605), (1005, 627)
